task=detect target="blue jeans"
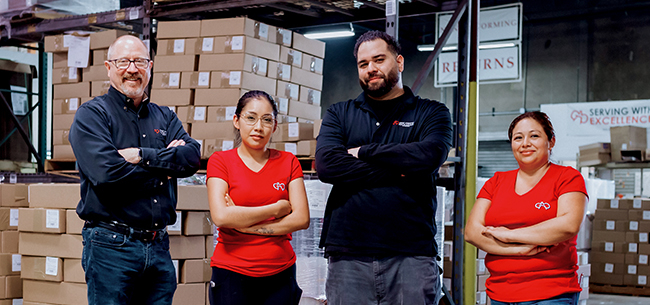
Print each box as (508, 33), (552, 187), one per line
(81, 226), (177, 305)
(326, 255), (441, 305)
(491, 292), (580, 305)
(209, 265), (302, 305)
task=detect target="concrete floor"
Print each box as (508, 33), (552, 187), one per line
(588, 293), (650, 304)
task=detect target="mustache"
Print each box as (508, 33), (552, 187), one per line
(123, 72), (142, 79)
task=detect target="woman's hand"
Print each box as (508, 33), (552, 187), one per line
(273, 199), (292, 218)
(482, 226), (515, 243)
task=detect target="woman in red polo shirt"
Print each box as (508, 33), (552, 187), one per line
(466, 111), (588, 305)
(206, 90), (310, 305)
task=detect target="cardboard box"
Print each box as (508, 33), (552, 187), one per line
(53, 82), (90, 99)
(268, 62), (291, 81)
(610, 126), (647, 162)
(592, 261), (626, 275)
(275, 97), (289, 115)
(180, 259), (211, 283)
(279, 46), (302, 68)
(0, 231), (19, 254)
(206, 235), (216, 258)
(157, 38), (202, 56)
(207, 35), (279, 61)
(181, 72), (211, 89)
(292, 32), (325, 58)
(81, 65), (109, 82)
(579, 142), (611, 154)
(93, 48), (108, 65)
(167, 211), (183, 236)
(19, 233), (83, 259)
(21, 256), (63, 282)
(52, 51), (68, 68)
(593, 219), (628, 232)
(273, 28), (293, 47)
(625, 253), (648, 265)
(290, 67), (323, 91)
(624, 274), (648, 286)
(53, 97), (91, 115)
(0, 208), (18, 231)
(172, 283), (205, 305)
(158, 20), (202, 39)
(190, 122), (235, 140)
(53, 145), (75, 160)
(302, 54), (324, 74)
(52, 67), (82, 84)
(53, 113), (75, 130)
(90, 30), (129, 50)
(595, 208), (629, 220)
(53, 130), (71, 145)
(275, 123), (314, 142)
(0, 275), (22, 299)
(29, 184), (80, 209)
(45, 34), (69, 52)
(0, 254), (20, 276)
(0, 184), (28, 207)
(594, 241), (626, 253)
(18, 208), (67, 234)
(628, 210), (650, 221)
(177, 185), (209, 211)
(64, 258), (85, 283)
(209, 71), (276, 95)
(314, 119), (322, 138)
(243, 55), (268, 76)
(297, 140), (317, 157)
(591, 252), (625, 264)
(198, 53), (246, 71)
(150, 89), (193, 106)
(202, 139), (235, 158)
(169, 236), (205, 259)
(183, 212), (213, 236)
(152, 72), (181, 89)
(154, 55), (198, 72)
(626, 232), (649, 243)
(299, 86), (322, 106)
(192, 36), (228, 54)
(66, 209), (84, 235)
(22, 280), (87, 305)
(590, 272), (624, 285)
(207, 106), (237, 123)
(578, 152), (610, 166)
(288, 100), (320, 121)
(194, 89), (244, 106)
(596, 198), (650, 210)
(201, 18), (271, 41)
(270, 142), (297, 155)
(276, 80), (299, 100)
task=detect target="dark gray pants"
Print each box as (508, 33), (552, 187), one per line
(326, 255), (441, 305)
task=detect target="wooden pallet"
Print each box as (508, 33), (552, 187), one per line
(590, 283), (650, 296)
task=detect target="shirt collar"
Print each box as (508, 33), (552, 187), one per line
(354, 86), (416, 111)
(108, 86), (150, 116)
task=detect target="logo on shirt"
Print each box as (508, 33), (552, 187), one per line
(392, 120), (414, 128)
(154, 129), (167, 136)
(273, 182), (286, 191)
(535, 201), (551, 210)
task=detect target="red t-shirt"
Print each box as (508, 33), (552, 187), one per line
(206, 148), (303, 277)
(477, 163), (587, 302)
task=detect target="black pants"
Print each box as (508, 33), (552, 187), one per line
(209, 265), (302, 305)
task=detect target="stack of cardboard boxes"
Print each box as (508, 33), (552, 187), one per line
(579, 126), (648, 165)
(46, 30), (129, 161)
(13, 183), (213, 305)
(0, 184), (27, 304)
(151, 18), (324, 159)
(591, 198), (650, 288)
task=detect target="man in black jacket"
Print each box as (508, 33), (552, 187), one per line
(315, 31), (452, 304)
(69, 35), (201, 305)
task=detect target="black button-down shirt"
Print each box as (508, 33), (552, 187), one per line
(69, 87), (201, 230)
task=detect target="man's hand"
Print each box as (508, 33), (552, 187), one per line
(167, 139), (186, 148)
(118, 148), (141, 164)
(348, 147), (360, 158)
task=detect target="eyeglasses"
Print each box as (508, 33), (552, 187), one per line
(239, 113), (275, 127)
(108, 58), (151, 69)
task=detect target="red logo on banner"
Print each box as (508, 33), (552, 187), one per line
(570, 110), (589, 124)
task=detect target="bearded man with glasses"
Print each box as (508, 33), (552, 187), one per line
(69, 34), (201, 305)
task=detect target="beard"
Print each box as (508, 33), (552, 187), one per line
(120, 72), (147, 98)
(359, 67), (400, 98)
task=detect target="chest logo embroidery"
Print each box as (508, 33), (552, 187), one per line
(273, 182), (286, 191)
(535, 201), (551, 210)
(392, 120), (414, 127)
(154, 129), (167, 136)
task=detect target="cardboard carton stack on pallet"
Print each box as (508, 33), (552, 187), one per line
(45, 30), (129, 161)
(591, 198), (650, 289)
(0, 184), (28, 304)
(153, 18), (324, 159)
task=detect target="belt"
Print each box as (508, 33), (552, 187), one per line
(86, 220), (165, 242)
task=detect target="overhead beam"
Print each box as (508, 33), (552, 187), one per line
(416, 0), (440, 8)
(299, 0), (354, 17)
(359, 0), (384, 10)
(266, 3), (320, 18)
(148, 0), (281, 18)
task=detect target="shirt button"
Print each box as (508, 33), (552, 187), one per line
(154, 223), (158, 227)
(376, 122), (380, 126)
(123, 107), (127, 110)
(160, 181), (163, 186)
(153, 199), (158, 203)
(142, 134), (146, 138)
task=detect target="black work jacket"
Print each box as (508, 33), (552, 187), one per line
(69, 86), (201, 230)
(315, 86), (452, 257)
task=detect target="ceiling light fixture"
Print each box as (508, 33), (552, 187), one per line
(417, 42), (517, 52)
(304, 23), (355, 39)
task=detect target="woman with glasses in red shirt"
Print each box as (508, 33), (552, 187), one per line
(206, 90), (310, 305)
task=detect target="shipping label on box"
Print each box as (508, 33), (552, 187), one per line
(21, 256), (63, 282)
(280, 46), (303, 67)
(275, 28), (293, 47)
(302, 54), (324, 74)
(180, 71), (211, 89)
(0, 208), (18, 231)
(276, 81), (299, 100)
(0, 254), (19, 276)
(52, 67), (82, 84)
(152, 72), (182, 89)
(202, 139), (235, 158)
(207, 106), (237, 123)
(18, 208), (67, 234)
(299, 86), (322, 105)
(268, 62), (291, 81)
